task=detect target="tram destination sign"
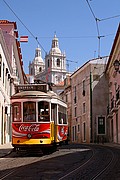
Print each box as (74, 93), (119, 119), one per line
(15, 84), (49, 93)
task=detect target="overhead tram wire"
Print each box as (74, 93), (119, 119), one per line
(99, 15), (120, 22)
(85, 0), (120, 58)
(2, 0), (47, 55)
(85, 0), (106, 58)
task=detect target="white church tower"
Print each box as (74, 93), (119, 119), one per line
(45, 34), (67, 84)
(29, 46), (45, 76)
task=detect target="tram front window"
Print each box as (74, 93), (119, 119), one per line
(38, 101), (50, 122)
(23, 101), (36, 122)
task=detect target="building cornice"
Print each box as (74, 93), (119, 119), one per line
(0, 28), (12, 73)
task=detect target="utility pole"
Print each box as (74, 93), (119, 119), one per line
(90, 71), (93, 143)
(66, 59), (78, 72)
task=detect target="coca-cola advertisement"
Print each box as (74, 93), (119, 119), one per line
(57, 125), (68, 141)
(12, 123), (50, 139)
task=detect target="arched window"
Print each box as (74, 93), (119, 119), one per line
(39, 67), (42, 72)
(57, 58), (60, 67)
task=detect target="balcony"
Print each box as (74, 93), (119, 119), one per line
(111, 98), (118, 113)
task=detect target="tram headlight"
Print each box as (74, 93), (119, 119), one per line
(27, 133), (32, 139)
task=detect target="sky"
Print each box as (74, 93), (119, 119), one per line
(0, 0), (120, 74)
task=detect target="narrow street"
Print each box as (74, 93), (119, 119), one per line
(0, 144), (120, 179)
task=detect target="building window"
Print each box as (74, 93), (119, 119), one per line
(83, 122), (86, 141)
(39, 67), (42, 72)
(72, 126), (77, 141)
(57, 58), (60, 67)
(78, 124), (80, 132)
(75, 107), (77, 117)
(83, 102), (86, 114)
(74, 86), (77, 103)
(82, 80), (85, 96)
(97, 116), (105, 134)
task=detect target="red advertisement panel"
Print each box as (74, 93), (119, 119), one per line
(58, 125), (68, 141)
(12, 123), (50, 139)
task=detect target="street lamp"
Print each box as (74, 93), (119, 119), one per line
(113, 59), (120, 73)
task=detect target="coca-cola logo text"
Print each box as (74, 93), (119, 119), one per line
(19, 124), (40, 132)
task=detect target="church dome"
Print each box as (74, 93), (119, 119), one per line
(49, 34), (61, 54)
(34, 47), (44, 64)
(50, 47), (61, 54)
(34, 56), (44, 63)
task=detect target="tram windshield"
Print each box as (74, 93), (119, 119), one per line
(23, 101), (36, 122)
(38, 101), (50, 122)
(58, 105), (67, 124)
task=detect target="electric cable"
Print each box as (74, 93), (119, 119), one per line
(85, 0), (101, 58)
(85, 0), (120, 59)
(2, 0), (47, 54)
(100, 15), (120, 22)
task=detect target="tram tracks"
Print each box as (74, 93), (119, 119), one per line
(91, 147), (115, 180)
(58, 146), (95, 180)
(0, 144), (119, 179)
(58, 145), (116, 180)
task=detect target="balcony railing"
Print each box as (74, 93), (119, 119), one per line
(111, 98), (118, 113)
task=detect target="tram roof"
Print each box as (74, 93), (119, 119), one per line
(11, 90), (61, 100)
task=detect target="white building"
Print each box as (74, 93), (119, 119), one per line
(0, 20), (26, 144)
(29, 34), (67, 85)
(29, 46), (45, 76)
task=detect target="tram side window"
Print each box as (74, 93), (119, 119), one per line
(58, 105), (67, 124)
(38, 101), (50, 122)
(51, 103), (57, 123)
(23, 102), (36, 122)
(12, 102), (21, 122)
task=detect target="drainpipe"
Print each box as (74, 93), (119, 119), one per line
(90, 71), (93, 143)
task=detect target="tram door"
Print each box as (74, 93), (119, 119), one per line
(51, 104), (57, 141)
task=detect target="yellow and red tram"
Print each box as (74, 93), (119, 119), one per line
(11, 83), (68, 154)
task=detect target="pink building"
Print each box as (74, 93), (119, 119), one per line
(59, 76), (72, 142)
(71, 57), (109, 143)
(106, 23), (120, 144)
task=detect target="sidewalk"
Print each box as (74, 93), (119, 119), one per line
(0, 142), (13, 158)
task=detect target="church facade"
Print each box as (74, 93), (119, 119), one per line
(29, 34), (67, 85)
